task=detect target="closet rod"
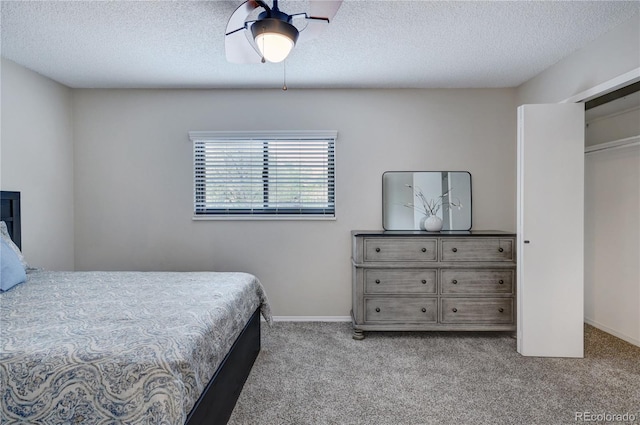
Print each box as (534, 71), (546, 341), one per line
(585, 135), (640, 154)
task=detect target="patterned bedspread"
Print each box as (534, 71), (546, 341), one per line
(0, 270), (271, 424)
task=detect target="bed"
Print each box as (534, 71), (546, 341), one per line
(0, 190), (271, 424)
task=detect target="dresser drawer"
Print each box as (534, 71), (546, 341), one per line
(365, 269), (437, 294)
(363, 238), (437, 262)
(440, 238), (514, 262)
(365, 297), (437, 322)
(440, 298), (513, 323)
(440, 269), (514, 294)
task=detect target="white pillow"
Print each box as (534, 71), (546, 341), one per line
(0, 221), (28, 271)
(1, 238), (27, 291)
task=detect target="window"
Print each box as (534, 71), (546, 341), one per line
(189, 131), (336, 219)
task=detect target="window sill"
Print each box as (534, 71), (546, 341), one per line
(192, 215), (336, 221)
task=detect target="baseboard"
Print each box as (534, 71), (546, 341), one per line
(584, 318), (640, 348)
(266, 316), (352, 322)
(261, 317), (640, 346)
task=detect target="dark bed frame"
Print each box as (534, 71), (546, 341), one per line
(0, 191), (21, 250)
(0, 190), (260, 425)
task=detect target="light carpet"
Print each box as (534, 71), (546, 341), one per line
(228, 323), (639, 425)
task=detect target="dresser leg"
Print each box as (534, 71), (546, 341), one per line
(352, 329), (365, 340)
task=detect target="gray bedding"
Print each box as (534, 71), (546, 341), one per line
(0, 270), (271, 424)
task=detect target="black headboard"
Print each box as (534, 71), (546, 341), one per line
(0, 191), (21, 249)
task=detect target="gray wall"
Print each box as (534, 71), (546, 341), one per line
(4, 13), (636, 319)
(0, 58), (75, 270)
(72, 88), (517, 316)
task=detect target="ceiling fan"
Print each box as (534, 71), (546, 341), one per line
(225, 0), (342, 64)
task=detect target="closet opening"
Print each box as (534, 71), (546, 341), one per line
(583, 78), (640, 347)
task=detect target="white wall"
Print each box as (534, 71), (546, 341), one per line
(0, 58), (75, 270)
(583, 101), (640, 346)
(517, 15), (640, 105)
(72, 88), (516, 316)
(584, 143), (639, 346)
(585, 106), (640, 147)
(516, 14), (640, 346)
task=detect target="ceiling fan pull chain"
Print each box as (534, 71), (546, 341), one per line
(260, 26), (266, 63)
(283, 60), (288, 91)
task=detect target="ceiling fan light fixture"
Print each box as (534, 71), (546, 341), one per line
(252, 18), (299, 63)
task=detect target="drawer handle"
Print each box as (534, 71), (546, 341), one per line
(452, 308), (458, 313)
(375, 247), (381, 252)
(498, 247), (504, 252)
(452, 279), (458, 284)
(499, 308), (504, 313)
(498, 280), (504, 285)
(421, 247), (427, 252)
(452, 247), (458, 252)
(375, 279), (381, 284)
(421, 308), (427, 313)
(421, 279), (427, 284)
(375, 307), (381, 313)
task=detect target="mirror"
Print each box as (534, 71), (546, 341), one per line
(383, 171), (472, 230)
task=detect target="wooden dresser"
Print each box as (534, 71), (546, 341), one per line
(351, 230), (517, 339)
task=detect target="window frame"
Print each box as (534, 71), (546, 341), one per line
(189, 130), (337, 221)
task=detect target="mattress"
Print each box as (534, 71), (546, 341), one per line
(0, 270), (271, 424)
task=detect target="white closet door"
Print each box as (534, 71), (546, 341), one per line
(517, 103), (585, 358)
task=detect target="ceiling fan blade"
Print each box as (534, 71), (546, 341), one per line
(225, 1), (262, 63)
(225, 28), (262, 63)
(297, 0), (342, 42)
(308, 0), (342, 22)
(297, 18), (330, 43)
(226, 0), (260, 34)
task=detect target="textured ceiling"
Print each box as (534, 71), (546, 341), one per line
(1, 0), (639, 89)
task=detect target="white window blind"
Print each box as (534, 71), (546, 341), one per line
(189, 131), (336, 218)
